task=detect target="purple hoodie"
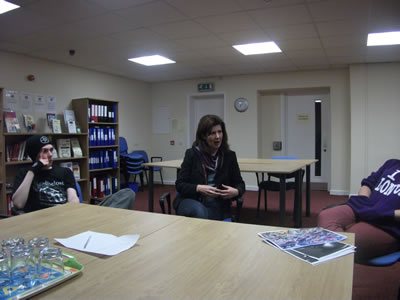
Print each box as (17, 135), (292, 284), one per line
(347, 159), (400, 240)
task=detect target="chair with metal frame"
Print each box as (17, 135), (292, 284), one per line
(256, 156), (305, 220)
(119, 137), (146, 191)
(322, 201), (400, 266)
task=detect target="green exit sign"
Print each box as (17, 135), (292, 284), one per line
(198, 82), (215, 92)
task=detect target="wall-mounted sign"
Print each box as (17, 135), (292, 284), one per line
(296, 114), (310, 123)
(197, 82), (215, 92)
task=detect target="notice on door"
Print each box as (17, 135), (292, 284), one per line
(296, 114), (310, 123)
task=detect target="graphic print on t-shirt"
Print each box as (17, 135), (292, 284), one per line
(34, 180), (68, 208)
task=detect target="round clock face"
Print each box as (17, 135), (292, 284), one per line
(234, 97), (249, 112)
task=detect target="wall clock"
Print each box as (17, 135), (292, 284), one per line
(234, 97), (249, 112)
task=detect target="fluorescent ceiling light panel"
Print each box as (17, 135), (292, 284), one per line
(0, 0), (19, 14)
(128, 55), (175, 66)
(367, 31), (400, 46)
(232, 41), (282, 55)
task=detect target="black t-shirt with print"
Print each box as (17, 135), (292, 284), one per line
(13, 165), (76, 212)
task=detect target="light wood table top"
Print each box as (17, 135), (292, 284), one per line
(1, 204), (355, 300)
(0, 204), (183, 265)
(143, 158), (318, 174)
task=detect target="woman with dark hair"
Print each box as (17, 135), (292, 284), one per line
(174, 114), (245, 220)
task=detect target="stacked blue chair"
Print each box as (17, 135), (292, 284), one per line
(132, 150), (164, 185)
(119, 137), (146, 191)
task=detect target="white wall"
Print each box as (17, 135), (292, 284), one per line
(7, 50), (396, 196)
(0, 51), (151, 152)
(259, 93), (282, 158)
(151, 69), (350, 192)
(350, 63), (400, 194)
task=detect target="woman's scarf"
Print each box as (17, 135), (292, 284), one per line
(193, 146), (224, 184)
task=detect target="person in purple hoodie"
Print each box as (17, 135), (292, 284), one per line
(318, 159), (400, 263)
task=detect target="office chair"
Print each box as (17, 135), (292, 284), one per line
(256, 156), (305, 218)
(75, 181), (83, 203)
(132, 150), (164, 185)
(321, 202), (400, 266)
(119, 137), (146, 190)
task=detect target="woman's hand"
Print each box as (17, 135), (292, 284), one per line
(218, 184), (239, 199)
(196, 185), (222, 198)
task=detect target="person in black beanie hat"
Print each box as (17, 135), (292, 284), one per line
(12, 135), (135, 213)
(12, 135), (80, 212)
(25, 135), (53, 172)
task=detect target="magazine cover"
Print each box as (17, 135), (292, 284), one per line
(257, 227), (347, 250)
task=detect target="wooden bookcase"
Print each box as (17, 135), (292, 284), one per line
(0, 88), (5, 214)
(72, 98), (120, 203)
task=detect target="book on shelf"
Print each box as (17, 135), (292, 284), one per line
(23, 114), (35, 132)
(67, 120), (77, 133)
(6, 141), (27, 162)
(257, 227), (355, 265)
(72, 162), (80, 179)
(70, 138), (83, 157)
(60, 161), (80, 180)
(64, 109), (76, 126)
(60, 161), (73, 171)
(52, 119), (62, 133)
(56, 138), (71, 158)
(47, 113), (57, 128)
(4, 111), (21, 133)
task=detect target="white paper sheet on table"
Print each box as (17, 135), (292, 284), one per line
(55, 231), (140, 256)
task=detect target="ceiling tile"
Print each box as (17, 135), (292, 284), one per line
(25, 0), (107, 23)
(266, 23), (318, 40)
(368, 0), (400, 32)
(277, 37), (322, 51)
(285, 48), (326, 59)
(316, 20), (368, 37)
(307, 0), (369, 22)
(195, 12), (260, 34)
(114, 1), (187, 27)
(151, 20), (210, 39)
(86, 0), (154, 10)
(321, 35), (367, 48)
(166, 0), (242, 18)
(248, 4), (312, 28)
(216, 29), (271, 44)
(235, 0), (305, 10)
(175, 35), (228, 50)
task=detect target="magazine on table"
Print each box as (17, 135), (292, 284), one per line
(258, 227), (355, 265)
(285, 241), (355, 265)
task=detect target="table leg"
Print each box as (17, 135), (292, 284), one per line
(148, 166), (154, 212)
(306, 165), (311, 217)
(279, 175), (286, 227)
(294, 170), (302, 228)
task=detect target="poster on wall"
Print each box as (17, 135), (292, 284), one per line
(3, 90), (19, 112)
(47, 95), (57, 113)
(34, 94), (46, 112)
(20, 92), (33, 112)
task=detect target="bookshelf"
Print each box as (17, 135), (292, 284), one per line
(0, 89), (6, 214)
(72, 98), (120, 203)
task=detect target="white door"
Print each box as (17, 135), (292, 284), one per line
(285, 92), (330, 184)
(187, 94), (225, 147)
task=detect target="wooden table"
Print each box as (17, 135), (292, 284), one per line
(143, 158), (317, 227)
(0, 204), (354, 299)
